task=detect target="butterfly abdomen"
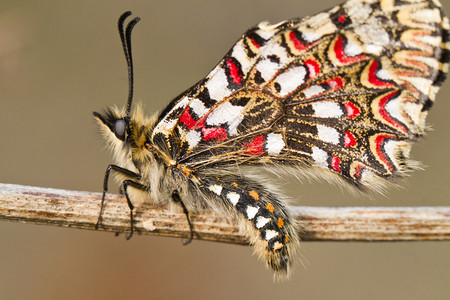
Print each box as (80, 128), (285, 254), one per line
(192, 173), (299, 277)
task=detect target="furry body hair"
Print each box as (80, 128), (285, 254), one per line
(95, 105), (299, 279)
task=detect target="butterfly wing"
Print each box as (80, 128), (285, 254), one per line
(151, 0), (449, 188)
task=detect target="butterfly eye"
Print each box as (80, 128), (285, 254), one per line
(114, 119), (127, 140)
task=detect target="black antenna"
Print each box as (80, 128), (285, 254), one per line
(118, 11), (141, 116)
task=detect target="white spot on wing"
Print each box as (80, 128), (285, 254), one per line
(311, 146), (328, 168)
(383, 140), (405, 168)
(302, 31), (322, 43)
(246, 206), (259, 219)
(346, 0), (372, 22)
(317, 125), (340, 144)
(154, 96), (189, 134)
(256, 216), (270, 229)
(353, 19), (389, 56)
(266, 43), (289, 65)
(365, 44), (383, 55)
(265, 230), (279, 241)
(208, 184), (223, 196)
(189, 98), (209, 117)
(344, 40), (362, 56)
(206, 102), (244, 136)
(256, 21), (277, 39)
(232, 40), (251, 73)
(301, 12), (337, 42)
(185, 130), (201, 149)
(312, 101), (343, 118)
(376, 68), (392, 81)
(158, 119), (177, 134)
(275, 66), (307, 96)
(303, 85), (325, 98)
(360, 168), (373, 183)
(385, 96), (403, 124)
(227, 192), (240, 206)
(256, 58), (279, 81)
(265, 133), (285, 155)
(206, 68), (232, 100)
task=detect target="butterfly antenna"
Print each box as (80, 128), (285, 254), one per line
(118, 11), (141, 116)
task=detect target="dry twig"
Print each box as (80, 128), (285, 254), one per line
(0, 183), (449, 243)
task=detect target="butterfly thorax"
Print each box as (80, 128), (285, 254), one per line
(94, 105), (195, 203)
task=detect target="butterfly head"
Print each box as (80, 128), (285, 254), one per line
(94, 106), (129, 139)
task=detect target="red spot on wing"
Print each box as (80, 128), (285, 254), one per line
(180, 107), (205, 130)
(378, 91), (407, 134)
(180, 107), (196, 129)
(344, 132), (357, 148)
(226, 58), (243, 85)
(338, 14), (346, 23)
(251, 38), (260, 49)
(334, 35), (367, 64)
(331, 156), (342, 173)
(327, 77), (343, 90)
(289, 31), (308, 51)
(368, 60), (395, 88)
(202, 127), (228, 141)
(354, 164), (364, 179)
(344, 102), (360, 119)
(289, 31), (319, 52)
(374, 134), (396, 172)
(304, 59), (320, 78)
(243, 135), (265, 156)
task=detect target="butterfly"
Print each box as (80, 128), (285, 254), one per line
(94, 0), (449, 279)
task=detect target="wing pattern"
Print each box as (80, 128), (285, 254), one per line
(152, 0), (449, 189)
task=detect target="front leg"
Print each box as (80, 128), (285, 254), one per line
(121, 180), (149, 239)
(96, 164), (141, 229)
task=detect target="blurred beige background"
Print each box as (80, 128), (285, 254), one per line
(1, 0), (449, 299)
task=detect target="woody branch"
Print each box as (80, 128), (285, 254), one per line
(0, 183), (449, 242)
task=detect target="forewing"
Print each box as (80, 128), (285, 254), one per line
(152, 0), (449, 188)
(151, 18), (289, 153)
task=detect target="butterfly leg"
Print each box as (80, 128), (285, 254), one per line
(172, 190), (194, 245)
(96, 164), (141, 229)
(121, 179), (149, 240)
